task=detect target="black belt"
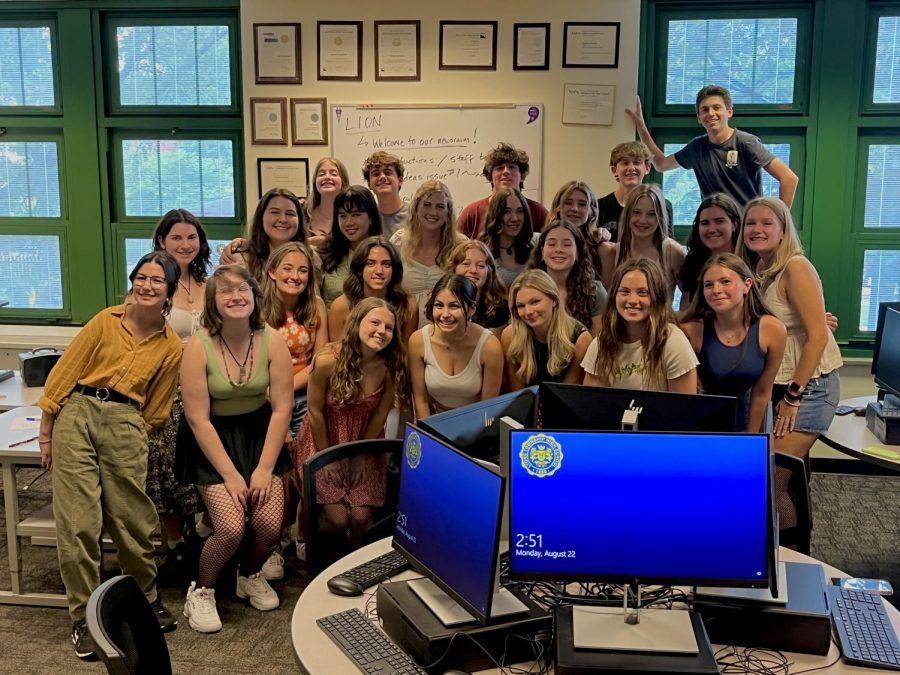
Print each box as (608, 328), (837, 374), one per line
(75, 385), (139, 407)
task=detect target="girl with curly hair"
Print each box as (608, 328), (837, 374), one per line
(529, 219), (607, 335)
(293, 297), (409, 546)
(480, 187), (535, 287)
(329, 236), (418, 343)
(582, 258), (697, 393)
(445, 239), (510, 334)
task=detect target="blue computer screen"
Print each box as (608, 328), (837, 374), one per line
(509, 430), (770, 586)
(394, 425), (505, 618)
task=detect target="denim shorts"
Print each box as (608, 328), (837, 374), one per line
(289, 390), (309, 437)
(772, 370), (840, 434)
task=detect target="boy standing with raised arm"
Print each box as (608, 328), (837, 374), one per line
(363, 151), (408, 237)
(626, 85), (798, 207)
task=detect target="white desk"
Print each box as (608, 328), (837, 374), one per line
(820, 396), (900, 473)
(0, 371), (43, 412)
(0, 405), (66, 607)
(292, 538), (900, 674)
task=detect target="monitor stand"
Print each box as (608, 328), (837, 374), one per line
(407, 578), (528, 627)
(572, 585), (699, 654)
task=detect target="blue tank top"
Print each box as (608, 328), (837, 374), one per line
(697, 319), (765, 398)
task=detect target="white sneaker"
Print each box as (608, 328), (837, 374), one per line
(262, 550), (285, 581)
(236, 571), (280, 611)
(183, 582), (222, 633)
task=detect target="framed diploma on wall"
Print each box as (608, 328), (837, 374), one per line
(439, 21), (498, 70)
(513, 23), (550, 70)
(250, 98), (288, 145)
(563, 22), (620, 68)
(257, 158), (309, 199)
(375, 20), (421, 81)
(290, 98), (328, 145)
(253, 23), (301, 84)
(317, 21), (363, 81)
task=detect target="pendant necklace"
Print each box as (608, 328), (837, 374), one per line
(219, 331), (254, 384)
(179, 277), (193, 304)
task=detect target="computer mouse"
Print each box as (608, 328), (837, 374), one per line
(326, 575), (363, 597)
(853, 406), (867, 416)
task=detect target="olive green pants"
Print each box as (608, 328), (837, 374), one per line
(51, 393), (159, 620)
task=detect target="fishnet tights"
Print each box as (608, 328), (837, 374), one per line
(197, 478), (284, 588)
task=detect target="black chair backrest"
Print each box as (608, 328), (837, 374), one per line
(85, 575), (172, 675)
(774, 452), (812, 555)
(303, 438), (403, 574)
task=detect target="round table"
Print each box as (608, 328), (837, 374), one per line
(820, 396), (900, 472)
(291, 538), (900, 674)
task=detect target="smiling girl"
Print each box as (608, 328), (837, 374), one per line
(319, 186), (383, 307)
(307, 157), (350, 247)
(329, 236), (418, 343)
(294, 298), (409, 546)
(582, 258), (698, 392)
(391, 180), (466, 327)
(481, 187), (535, 287)
(529, 220), (607, 335)
(38, 252), (183, 655)
(599, 184), (685, 294)
(408, 274), (504, 418)
(680, 193), (743, 307)
(681, 253), (786, 432)
(737, 197), (842, 462)
(548, 180), (606, 275)
(445, 239), (510, 334)
(502, 270), (592, 390)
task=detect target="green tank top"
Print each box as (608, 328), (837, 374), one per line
(198, 326), (270, 416)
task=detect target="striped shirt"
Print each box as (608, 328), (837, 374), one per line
(38, 305), (182, 432)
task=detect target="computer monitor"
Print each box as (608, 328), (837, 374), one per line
(508, 429), (774, 589)
(393, 424), (525, 625)
(874, 308), (900, 400)
(417, 386), (538, 461)
(538, 382), (738, 432)
(871, 302), (900, 375)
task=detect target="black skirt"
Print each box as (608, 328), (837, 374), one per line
(175, 401), (292, 486)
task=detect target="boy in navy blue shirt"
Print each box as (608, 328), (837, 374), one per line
(626, 85), (798, 207)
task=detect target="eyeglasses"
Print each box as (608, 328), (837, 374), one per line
(133, 274), (167, 288)
(216, 283), (253, 296)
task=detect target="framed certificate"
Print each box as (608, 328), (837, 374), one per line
(253, 23), (301, 84)
(563, 22), (620, 68)
(375, 20), (421, 81)
(250, 98), (287, 145)
(562, 83), (615, 125)
(258, 158), (309, 199)
(318, 21), (363, 81)
(514, 23), (550, 70)
(290, 98), (328, 145)
(439, 21), (497, 70)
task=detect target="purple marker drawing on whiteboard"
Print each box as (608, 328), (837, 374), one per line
(335, 108), (342, 122)
(527, 106), (540, 124)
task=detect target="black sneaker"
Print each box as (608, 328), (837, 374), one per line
(71, 619), (96, 659)
(150, 597), (178, 632)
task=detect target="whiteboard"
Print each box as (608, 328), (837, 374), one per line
(330, 104), (543, 212)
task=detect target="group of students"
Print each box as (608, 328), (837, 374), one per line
(36, 83), (842, 658)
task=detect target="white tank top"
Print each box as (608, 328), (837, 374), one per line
(422, 326), (491, 411)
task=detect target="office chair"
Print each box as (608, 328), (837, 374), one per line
(302, 438), (403, 575)
(85, 575), (172, 675)
(774, 452), (812, 555)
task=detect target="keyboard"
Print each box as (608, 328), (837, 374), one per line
(317, 608), (426, 675)
(828, 585), (900, 670)
(327, 550), (410, 596)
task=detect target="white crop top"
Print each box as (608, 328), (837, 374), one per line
(422, 326), (491, 412)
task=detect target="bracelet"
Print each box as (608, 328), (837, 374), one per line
(38, 440), (52, 445)
(781, 396), (801, 408)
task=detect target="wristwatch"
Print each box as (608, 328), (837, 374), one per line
(785, 381), (805, 401)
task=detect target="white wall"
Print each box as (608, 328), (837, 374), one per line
(240, 0), (641, 221)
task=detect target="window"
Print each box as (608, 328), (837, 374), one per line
(874, 15), (900, 104)
(0, 234), (63, 309)
(863, 144), (900, 228)
(115, 24), (232, 107)
(666, 18), (798, 106)
(119, 138), (236, 217)
(123, 236), (228, 288)
(0, 24), (55, 108)
(0, 141), (61, 218)
(859, 250), (900, 331)
(0, 5), (241, 325)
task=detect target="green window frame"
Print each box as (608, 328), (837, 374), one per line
(862, 4), (900, 113)
(0, 18), (60, 113)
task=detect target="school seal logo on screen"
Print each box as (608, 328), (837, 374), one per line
(519, 434), (563, 478)
(405, 431), (422, 469)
